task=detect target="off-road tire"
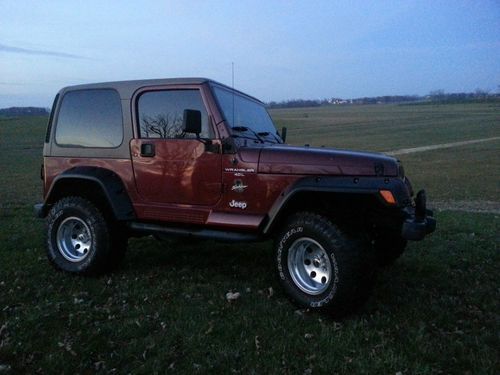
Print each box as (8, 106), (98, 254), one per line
(373, 233), (407, 266)
(275, 212), (375, 317)
(46, 196), (124, 275)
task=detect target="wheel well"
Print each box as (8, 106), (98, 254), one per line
(46, 178), (115, 221)
(266, 191), (392, 235)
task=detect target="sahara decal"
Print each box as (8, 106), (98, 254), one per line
(231, 180), (248, 193)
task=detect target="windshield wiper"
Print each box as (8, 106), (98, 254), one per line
(230, 134), (264, 144)
(257, 131), (281, 144)
(231, 126), (264, 143)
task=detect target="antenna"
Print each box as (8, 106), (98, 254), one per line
(232, 62), (235, 126)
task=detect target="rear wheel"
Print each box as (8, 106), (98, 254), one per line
(275, 212), (375, 317)
(46, 196), (126, 275)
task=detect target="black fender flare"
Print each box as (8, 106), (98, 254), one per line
(262, 176), (410, 234)
(43, 166), (135, 220)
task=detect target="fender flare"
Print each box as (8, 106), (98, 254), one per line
(43, 166), (136, 220)
(262, 176), (410, 234)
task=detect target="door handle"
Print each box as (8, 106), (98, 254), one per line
(140, 143), (155, 157)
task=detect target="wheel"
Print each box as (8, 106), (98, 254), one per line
(373, 232), (407, 266)
(46, 196), (125, 275)
(275, 212), (375, 317)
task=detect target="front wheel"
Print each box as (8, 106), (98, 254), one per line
(275, 212), (375, 317)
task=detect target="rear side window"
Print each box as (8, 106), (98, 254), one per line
(55, 89), (123, 147)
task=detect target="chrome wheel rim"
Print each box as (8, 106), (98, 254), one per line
(287, 237), (332, 295)
(56, 217), (92, 262)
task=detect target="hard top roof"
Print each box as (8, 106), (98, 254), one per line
(58, 77), (262, 102)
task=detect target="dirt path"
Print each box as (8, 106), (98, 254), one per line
(385, 136), (500, 156)
(431, 201), (500, 215)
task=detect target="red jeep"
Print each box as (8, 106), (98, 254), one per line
(35, 78), (435, 316)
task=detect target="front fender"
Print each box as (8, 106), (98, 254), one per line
(262, 176), (412, 234)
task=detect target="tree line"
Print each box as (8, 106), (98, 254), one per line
(267, 90), (500, 108)
(1, 88), (499, 115)
(0, 107), (49, 116)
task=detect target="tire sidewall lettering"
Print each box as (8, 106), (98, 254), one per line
(310, 252), (339, 308)
(277, 226), (303, 280)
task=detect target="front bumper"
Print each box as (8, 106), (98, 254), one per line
(401, 190), (436, 241)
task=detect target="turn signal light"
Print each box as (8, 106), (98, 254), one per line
(379, 190), (397, 205)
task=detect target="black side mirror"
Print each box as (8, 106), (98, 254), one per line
(281, 126), (287, 143)
(183, 109), (202, 136)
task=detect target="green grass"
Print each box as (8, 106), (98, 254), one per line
(271, 103), (500, 152)
(271, 103), (500, 202)
(1, 104), (499, 374)
(398, 140), (500, 201)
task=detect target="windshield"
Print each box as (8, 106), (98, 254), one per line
(212, 85), (281, 144)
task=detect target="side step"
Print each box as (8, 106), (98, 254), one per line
(127, 222), (263, 243)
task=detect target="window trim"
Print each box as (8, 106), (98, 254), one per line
(45, 94), (59, 143)
(210, 83), (279, 140)
(54, 88), (124, 149)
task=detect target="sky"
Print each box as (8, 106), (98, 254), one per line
(1, 0), (499, 107)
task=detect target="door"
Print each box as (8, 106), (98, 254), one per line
(131, 88), (222, 206)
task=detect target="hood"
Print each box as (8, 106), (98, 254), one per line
(257, 144), (399, 176)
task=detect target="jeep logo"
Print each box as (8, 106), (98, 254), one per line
(229, 200), (247, 209)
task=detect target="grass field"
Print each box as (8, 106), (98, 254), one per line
(272, 103), (499, 151)
(0, 103), (499, 374)
(272, 103), (500, 203)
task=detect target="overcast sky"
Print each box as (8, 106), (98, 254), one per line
(1, 0), (499, 107)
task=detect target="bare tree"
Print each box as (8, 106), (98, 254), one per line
(429, 89), (445, 97)
(140, 113), (183, 138)
(474, 88), (489, 97)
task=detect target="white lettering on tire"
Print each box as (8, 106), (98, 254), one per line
(277, 226), (303, 279)
(310, 252), (339, 307)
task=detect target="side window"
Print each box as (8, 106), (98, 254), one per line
(137, 89), (212, 139)
(55, 89), (123, 148)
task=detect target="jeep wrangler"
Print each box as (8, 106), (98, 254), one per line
(35, 78), (435, 316)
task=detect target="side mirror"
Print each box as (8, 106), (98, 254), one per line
(281, 126), (287, 143)
(183, 109), (202, 136)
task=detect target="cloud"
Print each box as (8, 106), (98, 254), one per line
(0, 43), (84, 59)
